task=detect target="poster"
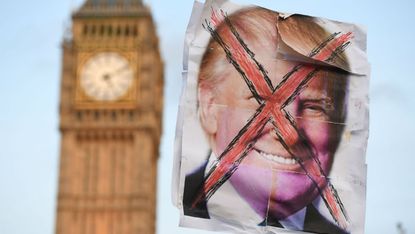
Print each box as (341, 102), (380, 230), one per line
(173, 0), (369, 233)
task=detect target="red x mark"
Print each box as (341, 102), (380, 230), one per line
(192, 9), (352, 229)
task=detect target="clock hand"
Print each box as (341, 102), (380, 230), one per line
(109, 64), (129, 77)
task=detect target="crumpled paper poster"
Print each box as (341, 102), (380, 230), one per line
(172, 0), (369, 233)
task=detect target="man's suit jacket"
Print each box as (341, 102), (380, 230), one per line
(183, 161), (348, 234)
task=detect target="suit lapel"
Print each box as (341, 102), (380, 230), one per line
(183, 161), (210, 218)
(303, 205), (347, 234)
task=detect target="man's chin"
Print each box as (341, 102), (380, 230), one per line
(230, 168), (324, 220)
(267, 203), (303, 220)
(264, 171), (323, 220)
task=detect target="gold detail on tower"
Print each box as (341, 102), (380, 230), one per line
(56, 1), (163, 233)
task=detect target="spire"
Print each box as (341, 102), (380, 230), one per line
(73, 0), (148, 18)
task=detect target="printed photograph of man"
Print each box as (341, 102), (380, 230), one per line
(183, 6), (351, 234)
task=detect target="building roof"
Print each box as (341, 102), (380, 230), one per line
(73, 0), (149, 18)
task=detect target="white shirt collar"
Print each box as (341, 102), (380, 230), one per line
(279, 207), (306, 230)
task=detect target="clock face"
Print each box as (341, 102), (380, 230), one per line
(80, 52), (134, 101)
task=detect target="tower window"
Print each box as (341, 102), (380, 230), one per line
(91, 25), (96, 35)
(125, 25), (130, 36)
(107, 25), (113, 36)
(100, 25), (105, 35)
(94, 111), (100, 120)
(133, 25), (138, 37)
(83, 25), (88, 36)
(116, 26), (122, 36)
(77, 111), (83, 121)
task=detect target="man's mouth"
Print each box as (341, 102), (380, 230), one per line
(256, 149), (298, 165)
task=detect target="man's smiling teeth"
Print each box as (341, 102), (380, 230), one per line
(258, 151), (297, 165)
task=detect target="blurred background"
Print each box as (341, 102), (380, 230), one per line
(0, 0), (414, 233)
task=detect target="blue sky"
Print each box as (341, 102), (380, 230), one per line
(0, 0), (414, 233)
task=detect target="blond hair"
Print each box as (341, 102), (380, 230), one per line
(198, 7), (349, 124)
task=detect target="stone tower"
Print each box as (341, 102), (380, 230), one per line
(55, 0), (163, 233)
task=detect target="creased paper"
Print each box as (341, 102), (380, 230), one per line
(173, 1), (369, 233)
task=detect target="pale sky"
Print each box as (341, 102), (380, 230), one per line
(0, 0), (414, 234)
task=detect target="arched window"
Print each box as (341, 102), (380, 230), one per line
(77, 111), (83, 121)
(129, 111), (134, 121)
(100, 25), (105, 35)
(133, 25), (138, 37)
(83, 24), (88, 36)
(107, 25), (113, 36)
(94, 111), (100, 120)
(91, 25), (96, 35)
(116, 26), (122, 36)
(125, 25), (130, 36)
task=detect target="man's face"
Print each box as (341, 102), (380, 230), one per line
(202, 51), (344, 219)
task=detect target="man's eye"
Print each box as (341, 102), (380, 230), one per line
(301, 103), (328, 119)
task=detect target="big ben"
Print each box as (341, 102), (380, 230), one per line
(55, 0), (163, 234)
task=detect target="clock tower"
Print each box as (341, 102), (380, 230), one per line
(55, 1), (163, 234)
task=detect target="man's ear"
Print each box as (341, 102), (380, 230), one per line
(198, 87), (218, 135)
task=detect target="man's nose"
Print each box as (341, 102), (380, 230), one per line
(263, 121), (286, 142)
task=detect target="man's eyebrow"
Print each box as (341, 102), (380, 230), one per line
(299, 89), (333, 101)
(301, 97), (333, 103)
